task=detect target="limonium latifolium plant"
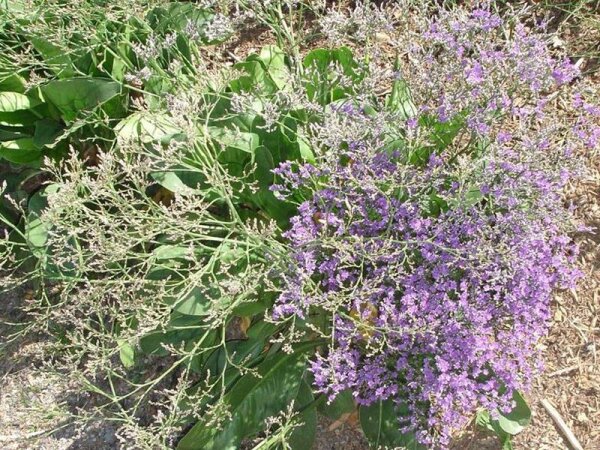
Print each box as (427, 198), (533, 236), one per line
(271, 6), (598, 449)
(1, 1), (599, 449)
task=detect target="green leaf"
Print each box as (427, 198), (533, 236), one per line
(359, 400), (425, 450)
(475, 392), (530, 448)
(0, 110), (39, 127)
(139, 316), (202, 356)
(209, 126), (260, 154)
(496, 391), (531, 435)
(152, 245), (190, 261)
(0, 127), (28, 141)
(41, 78), (121, 121)
(150, 171), (195, 194)
(0, 92), (40, 112)
(177, 344), (313, 450)
(289, 380), (317, 450)
(387, 78), (417, 119)
(118, 340), (136, 368)
(33, 118), (64, 148)
(24, 184), (60, 254)
(0, 73), (26, 93)
(420, 113), (465, 151)
(303, 47), (359, 105)
(30, 36), (75, 78)
(116, 112), (182, 143)
(230, 60), (276, 94)
(319, 389), (355, 419)
(298, 137), (315, 163)
(257, 45), (289, 91)
(147, 3), (218, 42)
(172, 285), (217, 316)
(0, 138), (41, 164)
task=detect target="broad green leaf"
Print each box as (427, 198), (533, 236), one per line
(150, 172), (193, 194)
(476, 410), (513, 450)
(30, 36), (74, 78)
(496, 391), (531, 435)
(202, 320), (276, 376)
(172, 285), (218, 316)
(303, 47), (359, 104)
(289, 380), (318, 450)
(42, 78), (121, 121)
(116, 112), (182, 143)
(298, 137), (315, 163)
(230, 60), (277, 94)
(148, 3), (215, 38)
(359, 400), (425, 450)
(387, 78), (418, 119)
(208, 126), (259, 154)
(0, 92), (40, 112)
(33, 118), (64, 148)
(0, 110), (39, 127)
(420, 113), (465, 151)
(152, 245), (190, 261)
(0, 127), (28, 142)
(24, 184), (60, 254)
(258, 45), (289, 91)
(139, 316), (202, 356)
(118, 340), (136, 368)
(177, 344), (313, 450)
(0, 138), (41, 164)
(303, 47), (357, 76)
(319, 389), (355, 419)
(0, 73), (26, 93)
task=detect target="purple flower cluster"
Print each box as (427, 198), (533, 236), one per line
(406, 7), (580, 136)
(270, 5), (596, 449)
(274, 138), (580, 446)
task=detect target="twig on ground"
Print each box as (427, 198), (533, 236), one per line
(548, 365), (579, 377)
(540, 399), (584, 450)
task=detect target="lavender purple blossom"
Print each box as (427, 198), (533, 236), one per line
(270, 5), (598, 449)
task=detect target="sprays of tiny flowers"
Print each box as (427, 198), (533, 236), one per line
(403, 6), (580, 138)
(271, 4), (594, 449)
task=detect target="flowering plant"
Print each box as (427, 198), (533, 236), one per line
(270, 5), (597, 449)
(1, 2), (598, 450)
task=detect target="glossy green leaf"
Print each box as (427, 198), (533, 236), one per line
(258, 45), (289, 91)
(303, 47), (359, 104)
(209, 126), (260, 154)
(289, 380), (317, 450)
(359, 399), (424, 450)
(30, 36), (75, 78)
(0, 138), (41, 164)
(24, 184), (60, 254)
(177, 344), (313, 450)
(33, 118), (64, 148)
(0, 73), (26, 93)
(42, 78), (121, 121)
(118, 340), (136, 368)
(172, 285), (217, 316)
(387, 78), (418, 119)
(0, 110), (39, 127)
(147, 3), (220, 42)
(151, 172), (193, 194)
(319, 389), (355, 419)
(139, 316), (202, 356)
(152, 245), (190, 261)
(116, 112), (182, 143)
(496, 391), (531, 435)
(0, 92), (40, 112)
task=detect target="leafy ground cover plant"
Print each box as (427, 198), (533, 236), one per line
(0, 1), (598, 450)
